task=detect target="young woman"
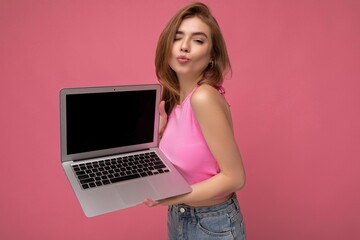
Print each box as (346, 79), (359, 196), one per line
(144, 2), (246, 239)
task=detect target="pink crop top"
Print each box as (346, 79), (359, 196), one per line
(159, 86), (220, 185)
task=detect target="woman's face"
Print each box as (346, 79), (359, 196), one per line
(169, 16), (212, 80)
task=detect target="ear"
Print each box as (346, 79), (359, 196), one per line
(209, 59), (214, 68)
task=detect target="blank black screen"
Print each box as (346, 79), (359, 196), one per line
(66, 90), (156, 154)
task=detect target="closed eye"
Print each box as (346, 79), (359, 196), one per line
(174, 32), (183, 41)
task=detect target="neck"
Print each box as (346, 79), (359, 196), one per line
(177, 74), (203, 103)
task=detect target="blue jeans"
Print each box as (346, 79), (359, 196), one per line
(167, 194), (246, 240)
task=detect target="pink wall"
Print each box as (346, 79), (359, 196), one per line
(1, 0), (359, 239)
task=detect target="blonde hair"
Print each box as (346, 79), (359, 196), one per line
(155, 2), (231, 114)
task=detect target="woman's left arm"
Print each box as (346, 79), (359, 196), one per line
(144, 85), (245, 207)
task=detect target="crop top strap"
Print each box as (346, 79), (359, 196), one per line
(215, 85), (231, 107)
(216, 85), (226, 95)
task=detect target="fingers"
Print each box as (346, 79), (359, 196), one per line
(159, 101), (167, 139)
(159, 100), (167, 118)
(143, 198), (160, 207)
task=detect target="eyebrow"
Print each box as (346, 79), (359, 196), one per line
(176, 31), (209, 39)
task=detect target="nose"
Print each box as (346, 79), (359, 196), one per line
(180, 39), (190, 53)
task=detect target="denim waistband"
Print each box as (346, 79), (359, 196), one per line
(170, 193), (240, 218)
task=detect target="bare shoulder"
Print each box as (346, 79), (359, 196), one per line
(190, 84), (228, 109)
(190, 84), (233, 128)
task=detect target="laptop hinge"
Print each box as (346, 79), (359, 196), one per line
(72, 148), (151, 162)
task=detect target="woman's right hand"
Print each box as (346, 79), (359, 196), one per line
(159, 100), (167, 140)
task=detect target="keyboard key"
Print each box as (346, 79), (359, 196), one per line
(78, 174), (90, 180)
(102, 180), (111, 185)
(110, 174), (141, 184)
(80, 178), (95, 184)
(76, 170), (86, 175)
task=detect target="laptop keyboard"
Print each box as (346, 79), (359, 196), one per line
(72, 152), (170, 190)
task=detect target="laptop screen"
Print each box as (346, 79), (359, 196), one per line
(65, 90), (156, 155)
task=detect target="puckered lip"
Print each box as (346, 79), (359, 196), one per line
(177, 55), (190, 63)
(177, 55), (190, 60)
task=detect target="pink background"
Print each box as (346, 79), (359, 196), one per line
(1, 0), (359, 239)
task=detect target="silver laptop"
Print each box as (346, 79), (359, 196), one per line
(60, 84), (191, 217)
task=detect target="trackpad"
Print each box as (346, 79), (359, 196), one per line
(116, 180), (158, 206)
